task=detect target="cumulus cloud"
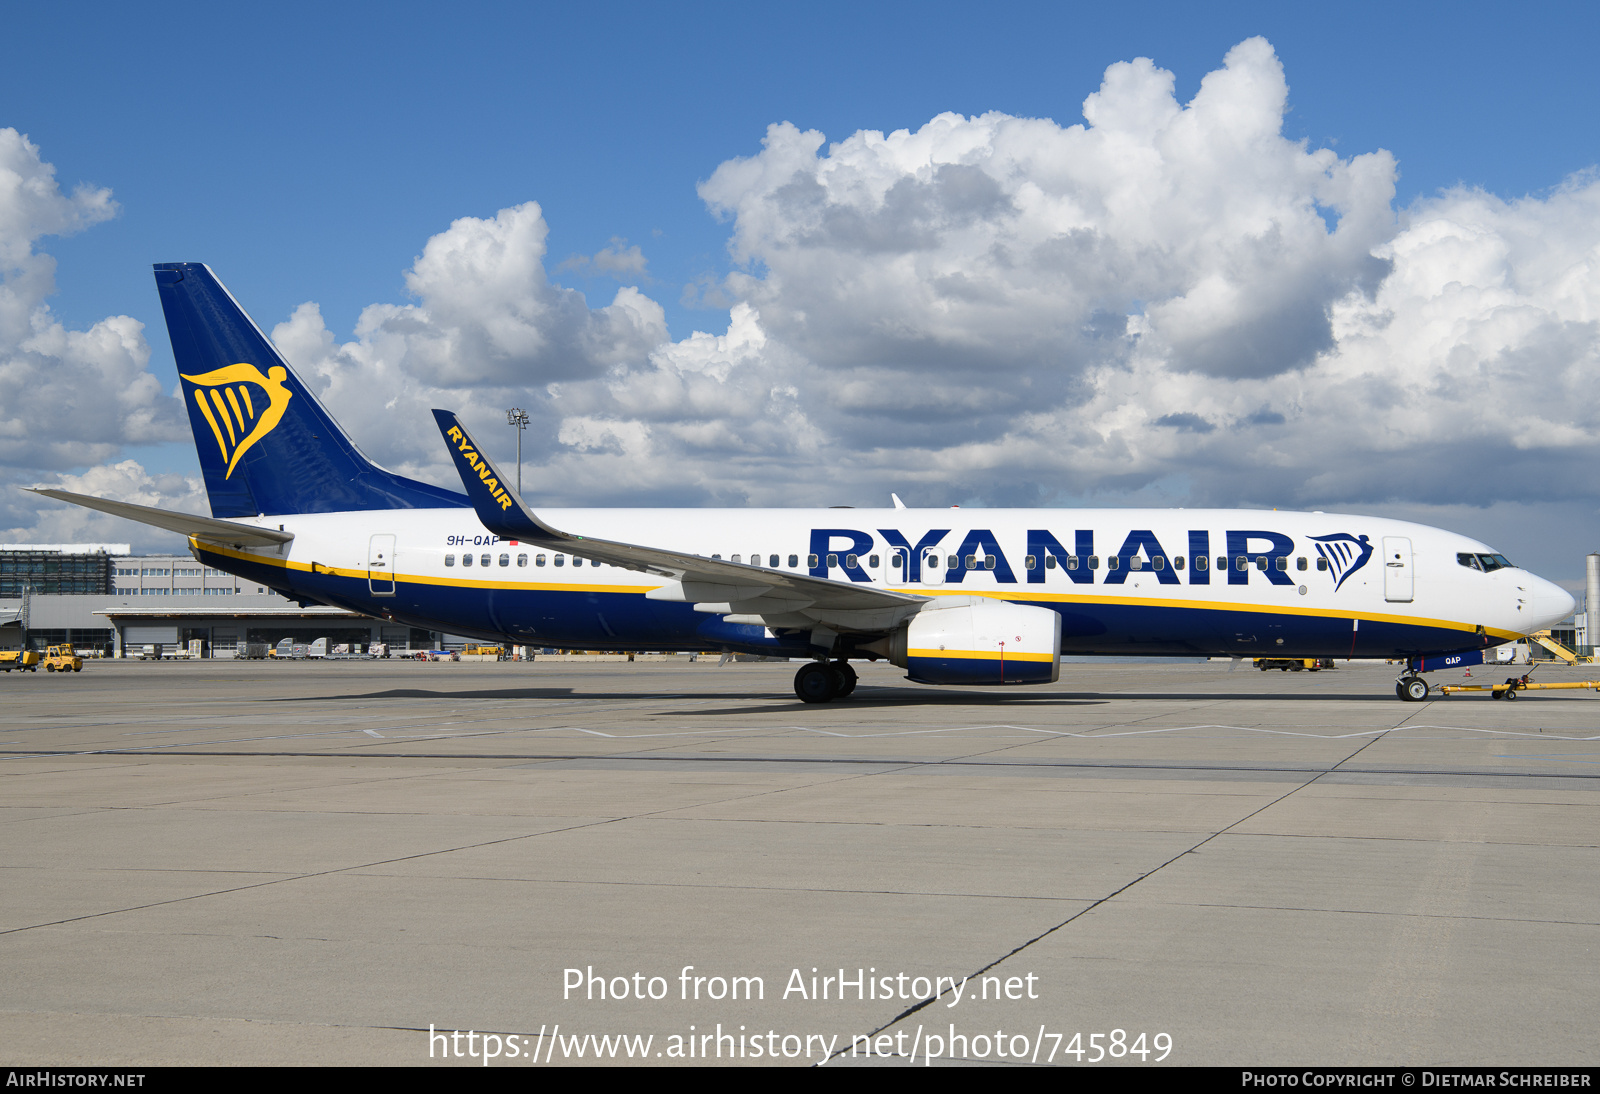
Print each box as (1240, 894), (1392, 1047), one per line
(699, 38), (1394, 388)
(3, 460), (208, 553)
(348, 203), (667, 387)
(0, 128), (188, 544)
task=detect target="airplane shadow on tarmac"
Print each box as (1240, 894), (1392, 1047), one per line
(268, 685), (1406, 709)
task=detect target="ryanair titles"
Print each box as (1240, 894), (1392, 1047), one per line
(446, 425), (516, 511)
(814, 527), (1372, 591)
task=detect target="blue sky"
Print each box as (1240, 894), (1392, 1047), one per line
(3, 1), (1600, 581)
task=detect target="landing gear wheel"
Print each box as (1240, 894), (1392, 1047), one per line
(832, 661), (857, 697)
(794, 662), (839, 704)
(1400, 676), (1429, 702)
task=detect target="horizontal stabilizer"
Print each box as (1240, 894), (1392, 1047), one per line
(27, 488), (295, 548)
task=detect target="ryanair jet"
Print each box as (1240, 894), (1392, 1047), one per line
(33, 264), (1577, 703)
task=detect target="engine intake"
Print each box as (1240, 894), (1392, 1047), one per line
(866, 597), (1061, 685)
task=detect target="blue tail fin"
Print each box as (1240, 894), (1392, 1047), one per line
(154, 262), (468, 517)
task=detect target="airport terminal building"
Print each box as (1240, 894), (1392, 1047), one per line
(0, 544), (437, 657)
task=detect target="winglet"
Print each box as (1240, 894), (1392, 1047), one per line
(432, 410), (565, 544)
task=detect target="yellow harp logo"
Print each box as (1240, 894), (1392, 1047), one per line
(181, 363), (294, 479)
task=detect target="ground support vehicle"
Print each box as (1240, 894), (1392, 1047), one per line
(1438, 672), (1600, 700)
(41, 646), (82, 673)
(1254, 657), (1335, 672)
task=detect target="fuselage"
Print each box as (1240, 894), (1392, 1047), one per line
(190, 506), (1574, 661)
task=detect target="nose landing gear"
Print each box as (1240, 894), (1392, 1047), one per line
(1396, 674), (1430, 702)
(794, 660), (858, 703)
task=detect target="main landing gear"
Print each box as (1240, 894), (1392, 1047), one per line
(1395, 674), (1430, 702)
(794, 660), (858, 704)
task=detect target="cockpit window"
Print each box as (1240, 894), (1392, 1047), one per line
(1478, 553), (1514, 572)
(1457, 552), (1483, 571)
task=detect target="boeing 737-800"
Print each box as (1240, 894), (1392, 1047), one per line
(33, 264), (1576, 702)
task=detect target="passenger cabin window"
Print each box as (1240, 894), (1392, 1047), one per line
(536, 555), (546, 567)
(925, 554), (940, 569)
(827, 553), (838, 568)
(845, 554), (857, 568)
(731, 555), (741, 564)
(499, 554), (510, 567)
(1174, 556), (1184, 570)
(480, 554), (491, 567)
(462, 554), (473, 567)
(445, 554), (455, 567)
(965, 555), (977, 570)
(1316, 557), (1328, 571)
(1195, 556), (1207, 571)
(984, 556), (995, 570)
(788, 555), (799, 568)
(554, 555), (565, 567)
(1275, 556), (1287, 571)
(807, 554), (819, 568)
(770, 554), (780, 567)
(869, 554), (879, 567)
(1297, 557), (1307, 571)
(517, 554), (528, 567)
(1089, 556), (1100, 569)
(1107, 556), (1119, 571)
(1047, 555), (1058, 570)
(572, 557), (582, 567)
(1025, 555), (1038, 570)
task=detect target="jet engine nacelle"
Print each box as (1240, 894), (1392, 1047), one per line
(868, 596), (1061, 685)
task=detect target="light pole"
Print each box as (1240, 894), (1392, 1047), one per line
(506, 408), (529, 494)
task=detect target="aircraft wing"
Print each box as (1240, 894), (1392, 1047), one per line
(26, 488), (295, 549)
(432, 410), (929, 634)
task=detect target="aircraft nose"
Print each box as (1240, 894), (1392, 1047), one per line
(1525, 576), (1576, 631)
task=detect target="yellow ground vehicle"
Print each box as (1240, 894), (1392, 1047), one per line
(42, 645), (83, 673)
(1254, 657), (1335, 672)
(0, 650), (41, 672)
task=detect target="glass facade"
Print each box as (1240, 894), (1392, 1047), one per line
(0, 551), (113, 597)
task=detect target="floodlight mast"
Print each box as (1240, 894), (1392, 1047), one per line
(505, 408), (529, 494)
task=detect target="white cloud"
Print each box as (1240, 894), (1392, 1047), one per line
(3, 459), (207, 554)
(0, 128), (188, 544)
(355, 202), (668, 387)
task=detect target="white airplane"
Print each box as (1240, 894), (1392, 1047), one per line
(34, 263), (1577, 703)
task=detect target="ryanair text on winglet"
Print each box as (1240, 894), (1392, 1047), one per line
(447, 425), (516, 511)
